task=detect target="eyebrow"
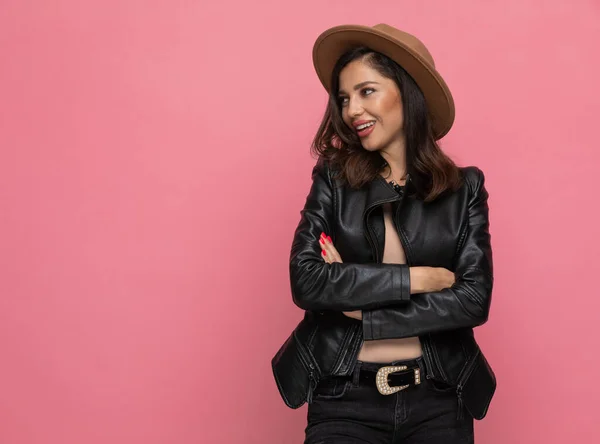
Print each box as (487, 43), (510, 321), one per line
(338, 81), (380, 95)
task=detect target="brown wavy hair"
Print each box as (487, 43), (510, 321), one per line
(311, 46), (462, 202)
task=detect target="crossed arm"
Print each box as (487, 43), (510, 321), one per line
(289, 159), (493, 339)
(318, 231), (455, 320)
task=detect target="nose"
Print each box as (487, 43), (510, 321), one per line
(346, 96), (364, 119)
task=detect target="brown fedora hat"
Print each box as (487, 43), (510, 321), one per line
(312, 23), (455, 140)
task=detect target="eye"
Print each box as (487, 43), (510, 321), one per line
(337, 88), (374, 107)
(362, 87), (375, 96)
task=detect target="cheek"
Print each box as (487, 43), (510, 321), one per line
(380, 96), (403, 127)
(381, 94), (400, 112)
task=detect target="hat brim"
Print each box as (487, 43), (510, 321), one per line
(312, 25), (455, 140)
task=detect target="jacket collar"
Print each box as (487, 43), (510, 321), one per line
(363, 174), (403, 216)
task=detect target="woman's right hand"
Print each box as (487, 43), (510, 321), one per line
(409, 266), (455, 293)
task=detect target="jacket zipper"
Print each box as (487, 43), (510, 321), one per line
(347, 328), (364, 374)
(293, 331), (319, 404)
(331, 323), (355, 374)
(429, 336), (449, 381)
(296, 347), (317, 404)
(393, 194), (409, 265)
(365, 219), (380, 263)
(420, 338), (436, 380)
(332, 323), (361, 375)
(364, 196), (400, 263)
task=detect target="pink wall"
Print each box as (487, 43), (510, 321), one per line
(1, 1), (599, 443)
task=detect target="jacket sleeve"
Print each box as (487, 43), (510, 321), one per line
(289, 158), (412, 311)
(361, 167), (493, 340)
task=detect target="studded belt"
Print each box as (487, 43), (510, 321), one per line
(358, 364), (422, 395)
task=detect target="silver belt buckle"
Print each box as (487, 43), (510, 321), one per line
(375, 365), (421, 395)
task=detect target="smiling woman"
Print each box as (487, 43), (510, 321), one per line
(312, 44), (462, 202)
(338, 74), (403, 147)
(272, 23), (496, 444)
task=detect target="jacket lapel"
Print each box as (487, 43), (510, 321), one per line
(362, 175), (402, 262)
(363, 175), (400, 218)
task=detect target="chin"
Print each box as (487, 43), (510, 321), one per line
(361, 142), (382, 152)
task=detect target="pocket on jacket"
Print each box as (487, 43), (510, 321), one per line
(271, 329), (320, 409)
(457, 347), (497, 420)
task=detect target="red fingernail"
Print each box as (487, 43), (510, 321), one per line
(320, 232), (326, 238)
(322, 250), (327, 256)
(327, 236), (332, 242)
(319, 238), (325, 245)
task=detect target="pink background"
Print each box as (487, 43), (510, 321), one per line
(1, 1), (599, 443)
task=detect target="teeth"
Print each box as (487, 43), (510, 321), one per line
(357, 122), (374, 130)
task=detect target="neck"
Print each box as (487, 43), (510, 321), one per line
(379, 137), (407, 182)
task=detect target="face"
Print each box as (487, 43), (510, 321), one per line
(337, 59), (404, 152)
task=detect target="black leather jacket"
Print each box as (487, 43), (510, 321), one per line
(272, 158), (497, 420)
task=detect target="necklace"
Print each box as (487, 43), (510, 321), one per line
(388, 173), (409, 192)
(380, 160), (409, 193)
(390, 177), (407, 194)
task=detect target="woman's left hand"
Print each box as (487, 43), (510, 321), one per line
(319, 232), (362, 320)
(319, 232), (343, 264)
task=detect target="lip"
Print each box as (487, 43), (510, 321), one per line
(354, 120), (376, 138)
(352, 119), (376, 129)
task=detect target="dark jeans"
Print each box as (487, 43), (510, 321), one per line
(305, 357), (474, 444)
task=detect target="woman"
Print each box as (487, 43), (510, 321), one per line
(272, 23), (496, 444)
